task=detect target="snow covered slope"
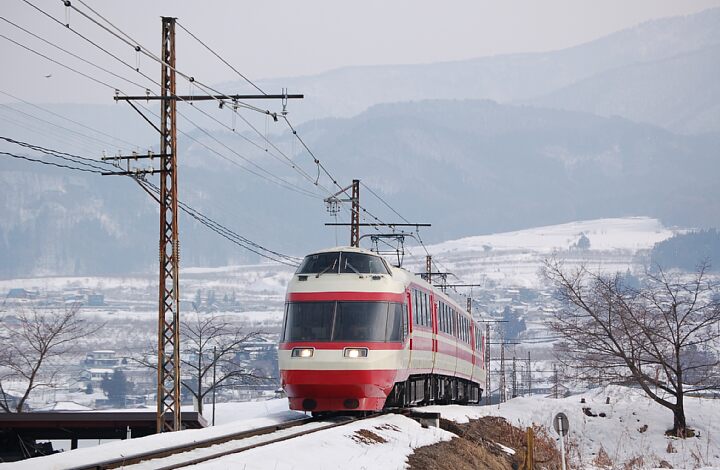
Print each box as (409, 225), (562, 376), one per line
(403, 217), (678, 288)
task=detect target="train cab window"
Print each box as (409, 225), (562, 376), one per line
(297, 252), (340, 275)
(334, 302), (388, 341)
(284, 301), (406, 342)
(284, 301), (335, 341)
(340, 252), (391, 275)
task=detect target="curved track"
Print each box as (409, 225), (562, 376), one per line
(74, 414), (377, 470)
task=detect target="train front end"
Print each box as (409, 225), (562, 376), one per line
(278, 248), (409, 413)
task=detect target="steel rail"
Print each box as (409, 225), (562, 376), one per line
(73, 413), (381, 470)
(72, 416), (316, 470)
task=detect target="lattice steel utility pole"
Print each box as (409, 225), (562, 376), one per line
(110, 17), (304, 433)
(350, 179), (360, 247)
(156, 17), (181, 433)
(527, 351), (532, 396)
(426, 255), (432, 284)
(499, 341), (506, 403)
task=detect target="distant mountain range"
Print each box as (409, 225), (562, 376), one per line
(1, 8), (719, 277)
(243, 7), (720, 134)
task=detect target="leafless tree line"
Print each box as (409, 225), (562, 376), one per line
(543, 259), (720, 437)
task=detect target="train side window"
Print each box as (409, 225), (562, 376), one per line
(439, 303), (445, 333)
(410, 290), (415, 324)
(386, 303), (403, 342)
(281, 303), (289, 342)
(403, 304), (409, 339)
(415, 291), (420, 326)
(443, 306), (447, 333)
(423, 293), (429, 326)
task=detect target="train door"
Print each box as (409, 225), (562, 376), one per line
(403, 290), (413, 372)
(430, 294), (438, 371)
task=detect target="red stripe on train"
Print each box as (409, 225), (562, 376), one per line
(279, 341), (404, 350)
(287, 291), (405, 302)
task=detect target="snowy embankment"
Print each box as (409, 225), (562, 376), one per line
(6, 386), (720, 469)
(423, 385), (720, 469)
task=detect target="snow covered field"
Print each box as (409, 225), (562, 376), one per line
(5, 386), (720, 469)
(424, 385), (720, 470)
(404, 217), (679, 288)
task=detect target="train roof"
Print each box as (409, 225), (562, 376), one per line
(299, 247), (474, 321)
(304, 246), (378, 256)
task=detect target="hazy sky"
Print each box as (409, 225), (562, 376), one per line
(1, 0), (720, 104)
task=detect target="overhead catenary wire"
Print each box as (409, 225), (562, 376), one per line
(0, 32), (118, 91)
(17, 2), (431, 266)
(175, 20), (266, 96)
(61, 1), (330, 197)
(0, 16), (149, 91)
(0, 89), (139, 149)
(6, 9), (325, 200)
(1, 138), (300, 266)
(0, 113), (103, 157)
(0, 135), (115, 172)
(1, 150), (101, 173)
(0, 102), (132, 151)
(20, 0), (159, 90)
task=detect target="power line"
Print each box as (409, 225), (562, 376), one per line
(0, 135), (114, 172)
(0, 102), (131, 151)
(1, 150), (101, 173)
(0, 32), (117, 91)
(0, 89), (139, 149)
(361, 181), (412, 225)
(2, 139), (300, 265)
(55, 1), (323, 198)
(5, 10), (323, 200)
(175, 20), (266, 96)
(20, 0), (159, 90)
(0, 16), (148, 91)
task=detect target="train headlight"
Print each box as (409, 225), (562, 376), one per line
(291, 347), (314, 358)
(343, 347), (368, 358)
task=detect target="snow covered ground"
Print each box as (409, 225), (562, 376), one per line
(6, 386), (720, 469)
(403, 216), (680, 288)
(423, 385), (720, 470)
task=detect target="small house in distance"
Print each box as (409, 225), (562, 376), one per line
(87, 294), (105, 307)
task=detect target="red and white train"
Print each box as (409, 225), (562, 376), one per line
(278, 247), (486, 413)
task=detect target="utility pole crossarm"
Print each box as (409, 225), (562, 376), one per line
(115, 94), (304, 101)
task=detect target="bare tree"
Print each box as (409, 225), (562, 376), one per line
(137, 313), (267, 415)
(543, 259), (720, 437)
(0, 305), (100, 412)
(181, 314), (267, 414)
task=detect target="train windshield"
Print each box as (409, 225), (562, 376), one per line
(283, 301), (404, 342)
(296, 252), (390, 275)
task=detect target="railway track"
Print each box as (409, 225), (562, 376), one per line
(74, 413), (378, 470)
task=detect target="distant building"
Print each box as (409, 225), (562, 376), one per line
(84, 350), (120, 368)
(87, 294), (105, 306)
(6, 288), (37, 299)
(80, 368), (115, 384)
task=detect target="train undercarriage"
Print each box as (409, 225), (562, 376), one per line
(384, 374), (482, 408)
